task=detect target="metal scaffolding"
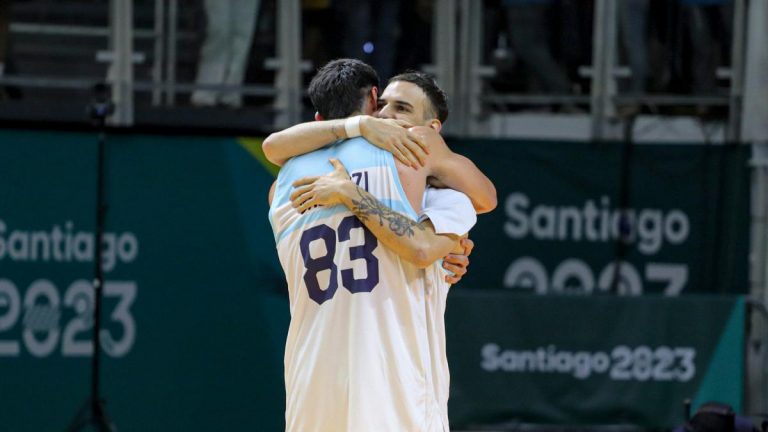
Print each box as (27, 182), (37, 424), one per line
(0, 0), (758, 137)
(108, 0), (134, 125)
(590, 0), (619, 141)
(430, 0), (458, 135)
(273, 0), (302, 129)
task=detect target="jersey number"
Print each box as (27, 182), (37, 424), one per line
(299, 215), (379, 305)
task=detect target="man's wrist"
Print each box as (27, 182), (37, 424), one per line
(344, 115), (362, 138)
(338, 180), (359, 207)
(358, 115), (373, 137)
(330, 120), (346, 140)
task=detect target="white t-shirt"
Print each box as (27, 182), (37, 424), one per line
(420, 186), (477, 236)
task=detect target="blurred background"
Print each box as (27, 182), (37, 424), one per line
(0, 0), (766, 431)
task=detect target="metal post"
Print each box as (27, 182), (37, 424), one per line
(456, 0), (474, 135)
(152, 0), (165, 106)
(748, 144), (768, 415)
(741, 0), (768, 144)
(464, 0), (484, 136)
(108, 0), (134, 125)
(431, 0), (457, 134)
(164, 0), (178, 105)
(274, 0), (302, 129)
(590, 0), (619, 141)
(727, 0), (746, 142)
(742, 0), (768, 415)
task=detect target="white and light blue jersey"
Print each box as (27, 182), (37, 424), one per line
(269, 137), (445, 432)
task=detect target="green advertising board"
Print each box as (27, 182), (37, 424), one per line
(446, 290), (745, 428)
(450, 139), (751, 295)
(0, 130), (288, 431)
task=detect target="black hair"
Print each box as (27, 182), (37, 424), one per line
(308, 59), (379, 120)
(686, 402), (736, 432)
(388, 71), (449, 123)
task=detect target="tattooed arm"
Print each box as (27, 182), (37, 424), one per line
(345, 187), (460, 268)
(291, 159), (461, 268)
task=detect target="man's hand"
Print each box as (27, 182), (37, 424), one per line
(360, 116), (428, 169)
(443, 238), (474, 284)
(291, 159), (353, 213)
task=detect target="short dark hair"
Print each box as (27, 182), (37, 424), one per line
(388, 71), (449, 123)
(308, 59), (379, 120)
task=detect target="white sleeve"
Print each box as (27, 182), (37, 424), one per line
(418, 187), (477, 236)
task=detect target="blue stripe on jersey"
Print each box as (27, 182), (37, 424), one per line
(269, 137), (418, 242)
(275, 205), (347, 243)
(274, 198), (416, 244)
(383, 147), (418, 220)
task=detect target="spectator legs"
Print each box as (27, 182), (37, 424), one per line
(221, 0), (260, 107)
(506, 5), (571, 94)
(620, 0), (649, 94)
(193, 0), (260, 108)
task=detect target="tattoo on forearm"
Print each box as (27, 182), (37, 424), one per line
(331, 123), (344, 140)
(349, 186), (425, 238)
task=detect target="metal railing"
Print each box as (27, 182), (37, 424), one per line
(0, 0), (758, 137)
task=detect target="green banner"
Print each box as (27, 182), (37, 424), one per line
(0, 130), (288, 431)
(449, 139), (751, 295)
(0, 130), (752, 430)
(446, 290), (745, 428)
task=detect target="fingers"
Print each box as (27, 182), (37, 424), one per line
(443, 253), (468, 267)
(443, 254), (469, 286)
(407, 130), (429, 155)
(461, 238), (475, 256)
(391, 145), (412, 167)
(402, 135), (428, 166)
(445, 274), (462, 285)
(443, 260), (467, 277)
(292, 176), (319, 187)
(394, 119), (414, 129)
(296, 196), (318, 214)
(396, 142), (420, 169)
(290, 185), (313, 204)
(328, 158), (348, 174)
(291, 192), (314, 211)
(290, 184), (312, 201)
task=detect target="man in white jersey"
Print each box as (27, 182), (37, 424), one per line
(270, 68), (484, 430)
(289, 159), (474, 431)
(268, 60), (495, 431)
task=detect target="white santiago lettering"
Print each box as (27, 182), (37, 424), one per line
(504, 193), (690, 255)
(0, 219), (139, 272)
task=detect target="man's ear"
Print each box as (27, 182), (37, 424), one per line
(314, 112), (324, 121)
(368, 86), (378, 111)
(428, 119), (442, 133)
(360, 86), (379, 116)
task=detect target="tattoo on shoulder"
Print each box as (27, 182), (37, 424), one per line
(350, 186), (425, 237)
